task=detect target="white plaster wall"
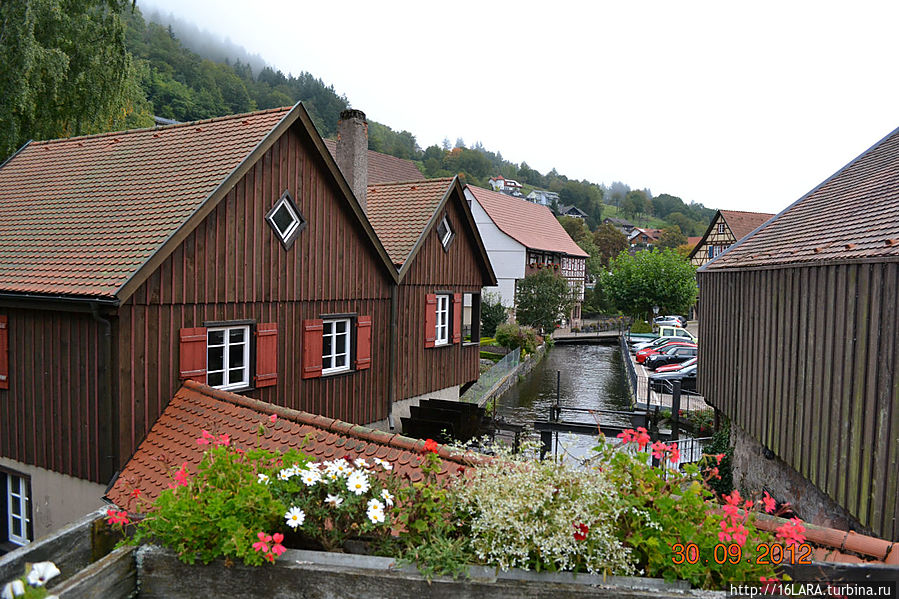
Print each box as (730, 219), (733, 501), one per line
(0, 457), (107, 542)
(465, 188), (526, 309)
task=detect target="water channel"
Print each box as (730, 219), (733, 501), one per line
(494, 343), (634, 461)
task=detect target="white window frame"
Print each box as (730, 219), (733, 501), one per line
(717, 223), (726, 234)
(322, 318), (352, 375)
(435, 294), (450, 346)
(6, 473), (30, 546)
(437, 215), (453, 248)
(206, 325), (251, 391)
(265, 190), (306, 249)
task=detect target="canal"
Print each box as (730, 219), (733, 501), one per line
(494, 343), (634, 461)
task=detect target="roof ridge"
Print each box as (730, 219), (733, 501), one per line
(719, 209), (775, 216)
(182, 380), (482, 466)
(368, 177), (454, 189)
(30, 106), (294, 146)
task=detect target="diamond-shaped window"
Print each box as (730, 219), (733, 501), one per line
(266, 190), (306, 250)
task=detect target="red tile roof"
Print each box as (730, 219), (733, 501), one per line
(366, 178), (454, 266)
(466, 185), (589, 257)
(705, 126), (899, 269)
(107, 381), (480, 509)
(322, 139), (422, 185)
(718, 210), (775, 241)
(686, 236), (702, 248)
(0, 108), (292, 298)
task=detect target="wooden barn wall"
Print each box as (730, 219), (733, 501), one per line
(0, 308), (112, 483)
(698, 263), (899, 541)
(396, 193), (488, 400)
(117, 126), (393, 461)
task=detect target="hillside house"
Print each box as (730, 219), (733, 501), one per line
(698, 126), (899, 542)
(526, 189), (559, 206)
(628, 227), (662, 248)
(557, 204), (588, 219)
(688, 210), (774, 267)
(0, 105), (493, 545)
(602, 217), (635, 235)
(464, 185), (587, 326)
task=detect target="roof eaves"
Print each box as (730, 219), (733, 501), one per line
(396, 178), (456, 282)
(0, 139), (32, 172)
(688, 210), (722, 261)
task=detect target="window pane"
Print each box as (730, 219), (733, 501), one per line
(323, 334), (332, 356)
(323, 321), (334, 336)
(229, 328), (245, 343)
(229, 344), (244, 368)
(11, 495), (20, 513)
(272, 203), (296, 235)
(208, 330), (224, 345)
(335, 354), (346, 367)
(229, 368), (244, 383)
(208, 346), (224, 372)
(336, 320), (346, 334)
(336, 333), (346, 353)
(12, 518), (21, 537)
(322, 355), (332, 370)
(208, 372), (223, 387)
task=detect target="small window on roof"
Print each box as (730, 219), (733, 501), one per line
(436, 214), (454, 250)
(266, 190), (306, 250)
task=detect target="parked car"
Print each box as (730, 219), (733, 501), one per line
(631, 334), (692, 353)
(645, 345), (698, 370)
(655, 357), (697, 373)
(635, 340), (695, 363)
(653, 315), (687, 327)
(656, 325), (696, 343)
(649, 363), (697, 393)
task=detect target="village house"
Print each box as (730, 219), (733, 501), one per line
(688, 209), (774, 267)
(697, 126), (899, 542)
(525, 189), (559, 206)
(487, 176), (524, 197)
(602, 217), (636, 235)
(557, 204), (588, 219)
(0, 105), (494, 545)
(628, 227), (662, 248)
(464, 185), (587, 326)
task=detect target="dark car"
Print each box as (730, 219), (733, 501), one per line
(649, 363), (697, 393)
(645, 345), (698, 370)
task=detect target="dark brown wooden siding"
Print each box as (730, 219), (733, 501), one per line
(0, 308), (112, 483)
(396, 190), (489, 400)
(698, 263), (899, 541)
(117, 126), (393, 461)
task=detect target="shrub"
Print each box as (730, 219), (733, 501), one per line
(480, 292), (507, 338)
(630, 320), (652, 334)
(494, 322), (538, 355)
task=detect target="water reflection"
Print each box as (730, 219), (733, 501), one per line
(494, 344), (633, 461)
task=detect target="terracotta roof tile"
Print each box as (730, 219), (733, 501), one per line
(366, 178), (454, 265)
(0, 107), (292, 298)
(321, 139), (422, 184)
(466, 185), (588, 257)
(705, 127), (899, 269)
(106, 381), (481, 509)
(718, 210), (775, 241)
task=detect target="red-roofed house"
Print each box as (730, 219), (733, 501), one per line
(464, 185), (588, 325)
(688, 209), (774, 267)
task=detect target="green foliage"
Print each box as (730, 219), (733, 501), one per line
(0, 0), (153, 158)
(630, 320), (653, 334)
(593, 223), (630, 267)
(479, 292), (507, 338)
(514, 269), (574, 331)
(659, 225), (687, 249)
(494, 323), (538, 355)
(703, 423), (735, 496)
(601, 248), (698, 319)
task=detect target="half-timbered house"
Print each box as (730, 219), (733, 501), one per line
(688, 210), (774, 267)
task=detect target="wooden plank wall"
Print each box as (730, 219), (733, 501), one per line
(396, 191), (489, 400)
(0, 309), (108, 482)
(117, 127), (394, 461)
(697, 263), (899, 541)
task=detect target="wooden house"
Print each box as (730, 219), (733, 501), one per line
(697, 127), (899, 541)
(688, 210), (774, 267)
(0, 105), (494, 545)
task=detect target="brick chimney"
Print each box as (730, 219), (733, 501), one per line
(336, 109), (368, 212)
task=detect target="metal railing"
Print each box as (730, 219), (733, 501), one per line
(619, 334), (638, 400)
(461, 348), (521, 405)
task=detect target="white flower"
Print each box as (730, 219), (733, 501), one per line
(372, 457), (393, 471)
(325, 458), (351, 479)
(277, 467), (294, 481)
(379, 489), (394, 507)
(285, 506), (305, 529)
(346, 470), (370, 495)
(26, 562), (61, 587)
(2, 580), (26, 599)
(366, 500), (386, 524)
(300, 468), (321, 486)
(366, 498), (384, 513)
(325, 493), (344, 508)
(353, 458), (370, 468)
(257, 473), (270, 485)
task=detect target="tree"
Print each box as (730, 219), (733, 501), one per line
(0, 0), (152, 159)
(515, 269), (574, 331)
(480, 292), (507, 338)
(593, 223), (629, 267)
(600, 249), (697, 319)
(659, 225), (687, 249)
(557, 216), (590, 245)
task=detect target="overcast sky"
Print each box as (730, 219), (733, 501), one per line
(140, 0), (898, 215)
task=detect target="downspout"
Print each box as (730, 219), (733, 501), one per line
(90, 303), (117, 483)
(387, 283), (399, 430)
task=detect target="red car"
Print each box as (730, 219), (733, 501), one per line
(655, 357), (697, 373)
(635, 340), (695, 364)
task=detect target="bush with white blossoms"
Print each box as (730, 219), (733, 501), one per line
(264, 457), (395, 551)
(1, 561), (61, 599)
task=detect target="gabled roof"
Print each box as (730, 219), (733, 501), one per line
(719, 210), (775, 241)
(558, 204), (587, 217)
(0, 104), (400, 301)
(465, 185), (588, 257)
(321, 139), (422, 184)
(686, 236), (702, 247)
(107, 381), (481, 508)
(704, 127), (899, 270)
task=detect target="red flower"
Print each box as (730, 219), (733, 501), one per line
(169, 462), (190, 489)
(651, 441), (667, 460)
(130, 488), (142, 498)
(573, 523), (589, 541)
(762, 492), (776, 514)
(668, 443), (681, 464)
(775, 517), (806, 547)
(196, 429), (214, 446)
(106, 509), (130, 526)
(214, 433), (230, 447)
(423, 439), (438, 454)
(252, 531), (272, 553)
(269, 413), (278, 423)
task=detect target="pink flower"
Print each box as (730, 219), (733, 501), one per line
(762, 492), (776, 514)
(169, 462), (189, 488)
(269, 414), (277, 423)
(668, 443), (681, 464)
(634, 427), (651, 450)
(616, 429), (634, 443)
(714, 453), (725, 465)
(196, 430), (214, 446)
(271, 532), (286, 557)
(106, 509), (130, 525)
(776, 518), (806, 547)
(214, 433), (230, 447)
(651, 441), (667, 460)
(252, 531), (272, 553)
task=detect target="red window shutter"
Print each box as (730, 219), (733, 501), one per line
(302, 319), (323, 379)
(179, 327), (207, 383)
(452, 293), (462, 344)
(356, 316), (372, 370)
(254, 323), (278, 387)
(424, 294), (437, 348)
(0, 315), (8, 390)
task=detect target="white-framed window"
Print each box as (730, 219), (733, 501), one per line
(322, 318), (351, 375)
(717, 223), (726, 234)
(207, 325), (250, 390)
(435, 294), (450, 346)
(265, 190), (306, 250)
(5, 472), (30, 546)
(436, 215), (454, 249)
